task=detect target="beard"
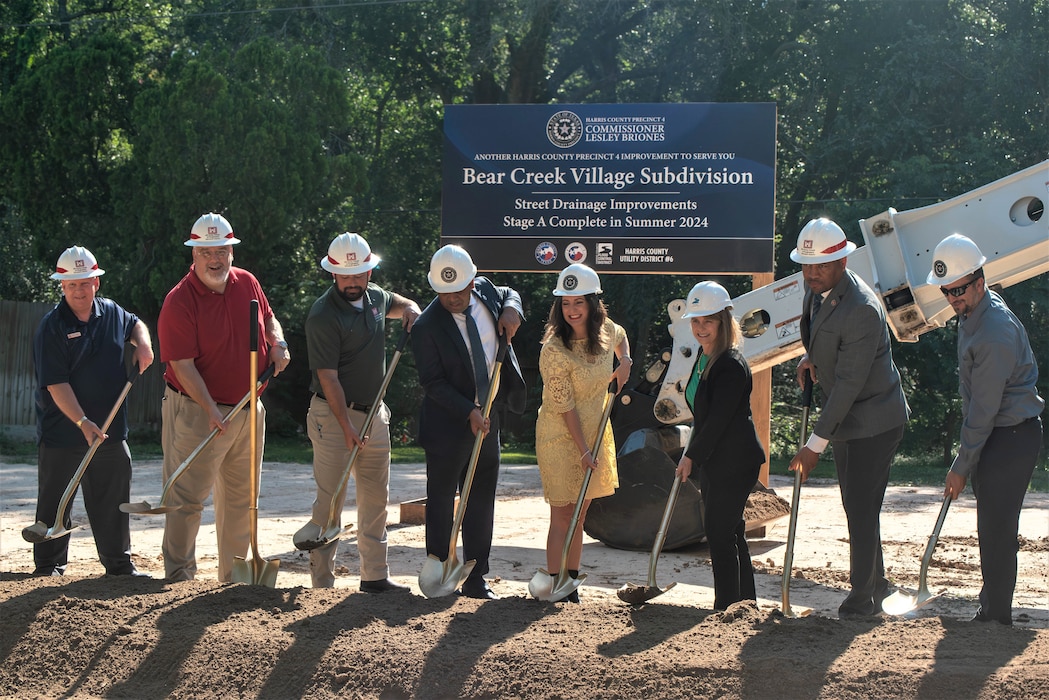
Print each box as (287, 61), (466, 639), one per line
(337, 284), (365, 303)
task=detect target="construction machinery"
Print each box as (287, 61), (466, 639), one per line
(585, 159), (1047, 551)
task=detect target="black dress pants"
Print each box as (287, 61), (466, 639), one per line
(832, 424), (904, 616)
(424, 412), (502, 583)
(34, 440), (135, 575)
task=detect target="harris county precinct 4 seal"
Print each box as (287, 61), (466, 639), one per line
(547, 111), (583, 149)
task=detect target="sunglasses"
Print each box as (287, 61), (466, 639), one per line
(940, 277), (978, 298)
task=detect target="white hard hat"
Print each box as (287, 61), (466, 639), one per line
(427, 244), (477, 293)
(51, 245), (105, 280)
(185, 212), (240, 247)
(553, 263), (601, 296)
(682, 281), (733, 318)
(321, 232), (380, 274)
(789, 218), (856, 264)
(926, 233), (987, 285)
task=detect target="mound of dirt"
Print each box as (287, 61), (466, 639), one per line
(2, 461), (1047, 698)
(1, 574), (1048, 699)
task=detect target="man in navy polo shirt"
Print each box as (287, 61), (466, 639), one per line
(32, 245), (154, 576)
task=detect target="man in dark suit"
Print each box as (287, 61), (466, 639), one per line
(412, 244), (527, 599)
(788, 218), (910, 619)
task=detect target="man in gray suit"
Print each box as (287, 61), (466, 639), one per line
(788, 217), (910, 619)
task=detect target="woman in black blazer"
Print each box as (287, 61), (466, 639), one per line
(675, 281), (766, 610)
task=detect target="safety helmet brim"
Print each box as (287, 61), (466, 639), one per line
(321, 255), (381, 275)
(789, 239), (856, 264)
(185, 237), (241, 247)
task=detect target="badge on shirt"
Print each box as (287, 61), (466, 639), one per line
(67, 331), (82, 339)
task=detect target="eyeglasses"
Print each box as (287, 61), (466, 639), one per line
(940, 277), (977, 298)
(195, 247), (231, 261)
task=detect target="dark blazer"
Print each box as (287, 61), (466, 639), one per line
(684, 348), (765, 471)
(412, 277), (527, 453)
(801, 269), (909, 441)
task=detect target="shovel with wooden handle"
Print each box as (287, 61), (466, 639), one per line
(616, 474), (682, 604)
(120, 364), (274, 515)
(529, 379), (617, 602)
(782, 374), (813, 617)
(23, 367), (140, 544)
(418, 336), (508, 599)
(293, 330), (410, 551)
(881, 495), (951, 615)
(232, 299), (279, 587)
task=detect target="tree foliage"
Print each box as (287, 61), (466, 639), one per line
(0, 0), (1045, 459)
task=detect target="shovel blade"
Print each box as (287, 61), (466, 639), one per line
(231, 557), (280, 587)
(119, 501), (179, 515)
(22, 521), (74, 544)
(418, 553), (474, 599)
(292, 521), (328, 551)
(881, 588), (940, 616)
(527, 569), (554, 599)
(617, 581), (677, 605)
(530, 570), (586, 602)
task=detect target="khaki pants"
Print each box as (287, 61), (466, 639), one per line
(307, 395), (391, 587)
(161, 387), (265, 582)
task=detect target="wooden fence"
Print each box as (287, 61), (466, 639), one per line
(0, 299), (165, 430)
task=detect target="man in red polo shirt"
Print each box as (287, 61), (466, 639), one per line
(158, 212), (291, 582)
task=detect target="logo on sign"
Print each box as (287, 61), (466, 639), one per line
(535, 242), (558, 265)
(566, 242), (587, 263)
(596, 242), (613, 265)
(546, 111), (582, 149)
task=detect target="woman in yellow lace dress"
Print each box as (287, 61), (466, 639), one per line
(535, 264), (631, 602)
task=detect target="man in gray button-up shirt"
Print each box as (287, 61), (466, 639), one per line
(929, 233), (1044, 626)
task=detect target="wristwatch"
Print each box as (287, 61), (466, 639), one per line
(76, 415), (88, 428)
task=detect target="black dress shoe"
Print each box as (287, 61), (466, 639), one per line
(970, 608), (1012, 625)
(459, 579), (499, 600)
(360, 578), (410, 593)
(838, 608), (877, 620)
(106, 567), (152, 578)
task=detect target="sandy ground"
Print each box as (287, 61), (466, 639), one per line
(1, 456), (1048, 699)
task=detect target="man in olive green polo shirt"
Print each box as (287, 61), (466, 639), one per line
(295, 233), (421, 590)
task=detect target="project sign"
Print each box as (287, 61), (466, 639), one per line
(441, 103), (776, 274)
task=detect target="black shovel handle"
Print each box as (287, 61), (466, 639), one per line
(801, 372), (813, 410)
(250, 299), (259, 352)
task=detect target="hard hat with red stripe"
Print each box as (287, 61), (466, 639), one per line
(186, 212), (241, 246)
(51, 246), (105, 280)
(321, 232), (380, 274)
(789, 218), (857, 265)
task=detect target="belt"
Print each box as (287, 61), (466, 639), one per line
(314, 393), (371, 413)
(167, 382), (249, 410)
